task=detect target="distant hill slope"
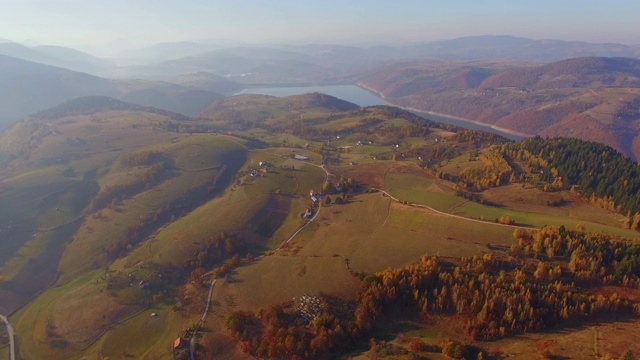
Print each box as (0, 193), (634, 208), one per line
(394, 35), (640, 62)
(30, 96), (190, 120)
(0, 42), (113, 75)
(199, 92), (360, 123)
(168, 72), (244, 95)
(0, 54), (118, 129)
(5, 92), (640, 359)
(118, 80), (224, 117)
(479, 57), (640, 89)
(132, 36), (640, 84)
(0, 55), (223, 130)
(359, 56), (640, 160)
(0, 97), (189, 165)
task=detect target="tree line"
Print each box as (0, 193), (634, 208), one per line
(502, 136), (640, 215)
(225, 229), (640, 358)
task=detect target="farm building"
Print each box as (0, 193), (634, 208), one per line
(294, 154), (309, 160)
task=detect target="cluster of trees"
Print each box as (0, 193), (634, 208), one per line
(320, 177), (358, 196)
(458, 147), (516, 191)
(502, 137), (640, 215)
(183, 232), (247, 276)
(88, 162), (166, 211)
(511, 226), (640, 286)
(118, 150), (164, 167)
(354, 255), (639, 341)
(225, 300), (356, 359)
(226, 244), (640, 359)
(451, 129), (508, 145)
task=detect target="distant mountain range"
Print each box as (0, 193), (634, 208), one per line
(126, 36), (640, 83)
(359, 56), (640, 160)
(0, 41), (113, 75)
(0, 55), (225, 129)
(2, 35), (640, 159)
(3, 35), (640, 80)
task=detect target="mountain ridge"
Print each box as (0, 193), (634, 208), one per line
(359, 56), (640, 160)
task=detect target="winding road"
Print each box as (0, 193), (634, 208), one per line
(372, 187), (530, 229)
(0, 314), (15, 360)
(189, 138), (528, 359)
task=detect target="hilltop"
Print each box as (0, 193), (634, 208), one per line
(198, 92), (360, 126)
(0, 55), (223, 130)
(1, 95), (639, 359)
(359, 56), (640, 160)
(29, 96), (190, 120)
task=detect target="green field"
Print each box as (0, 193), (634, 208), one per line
(12, 270), (104, 360)
(383, 172), (639, 239)
(4, 96), (640, 360)
(84, 307), (194, 360)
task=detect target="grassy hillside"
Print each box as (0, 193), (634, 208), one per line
(2, 94), (640, 359)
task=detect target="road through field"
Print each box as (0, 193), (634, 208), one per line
(373, 187), (529, 229)
(0, 314), (15, 360)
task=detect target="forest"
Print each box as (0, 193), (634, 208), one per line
(502, 137), (640, 215)
(224, 226), (640, 359)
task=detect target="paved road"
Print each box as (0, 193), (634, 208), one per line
(0, 314), (15, 360)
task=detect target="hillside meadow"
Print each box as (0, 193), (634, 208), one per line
(1, 95), (639, 359)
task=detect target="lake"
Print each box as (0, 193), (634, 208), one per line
(235, 85), (525, 140)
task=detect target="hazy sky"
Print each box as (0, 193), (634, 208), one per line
(0, 0), (638, 48)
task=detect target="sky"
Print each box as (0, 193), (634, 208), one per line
(0, 0), (638, 50)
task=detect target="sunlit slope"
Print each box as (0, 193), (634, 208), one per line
(57, 134), (248, 281)
(0, 101), (197, 314)
(4, 92), (640, 359)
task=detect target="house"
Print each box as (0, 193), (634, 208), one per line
(294, 154), (309, 161)
(303, 209), (313, 219)
(335, 183), (343, 192)
(174, 337), (189, 350)
(309, 189), (315, 196)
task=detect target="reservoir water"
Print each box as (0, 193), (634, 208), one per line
(236, 85), (525, 140)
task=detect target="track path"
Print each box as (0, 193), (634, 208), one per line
(0, 314), (15, 360)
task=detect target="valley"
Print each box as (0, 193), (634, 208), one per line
(0, 93), (639, 359)
(357, 57), (640, 160)
(1, 2), (640, 359)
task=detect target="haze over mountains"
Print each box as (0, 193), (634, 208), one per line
(4, 26), (640, 359)
(1, 35), (640, 158)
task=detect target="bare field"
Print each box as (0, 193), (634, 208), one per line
(493, 316), (640, 360)
(482, 184), (626, 227)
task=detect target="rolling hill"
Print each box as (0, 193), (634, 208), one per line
(168, 71), (244, 95)
(2, 94), (640, 359)
(0, 55), (224, 130)
(359, 56), (640, 160)
(0, 41), (113, 75)
(128, 36), (640, 83)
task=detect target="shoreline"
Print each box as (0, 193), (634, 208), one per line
(356, 82), (531, 139)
